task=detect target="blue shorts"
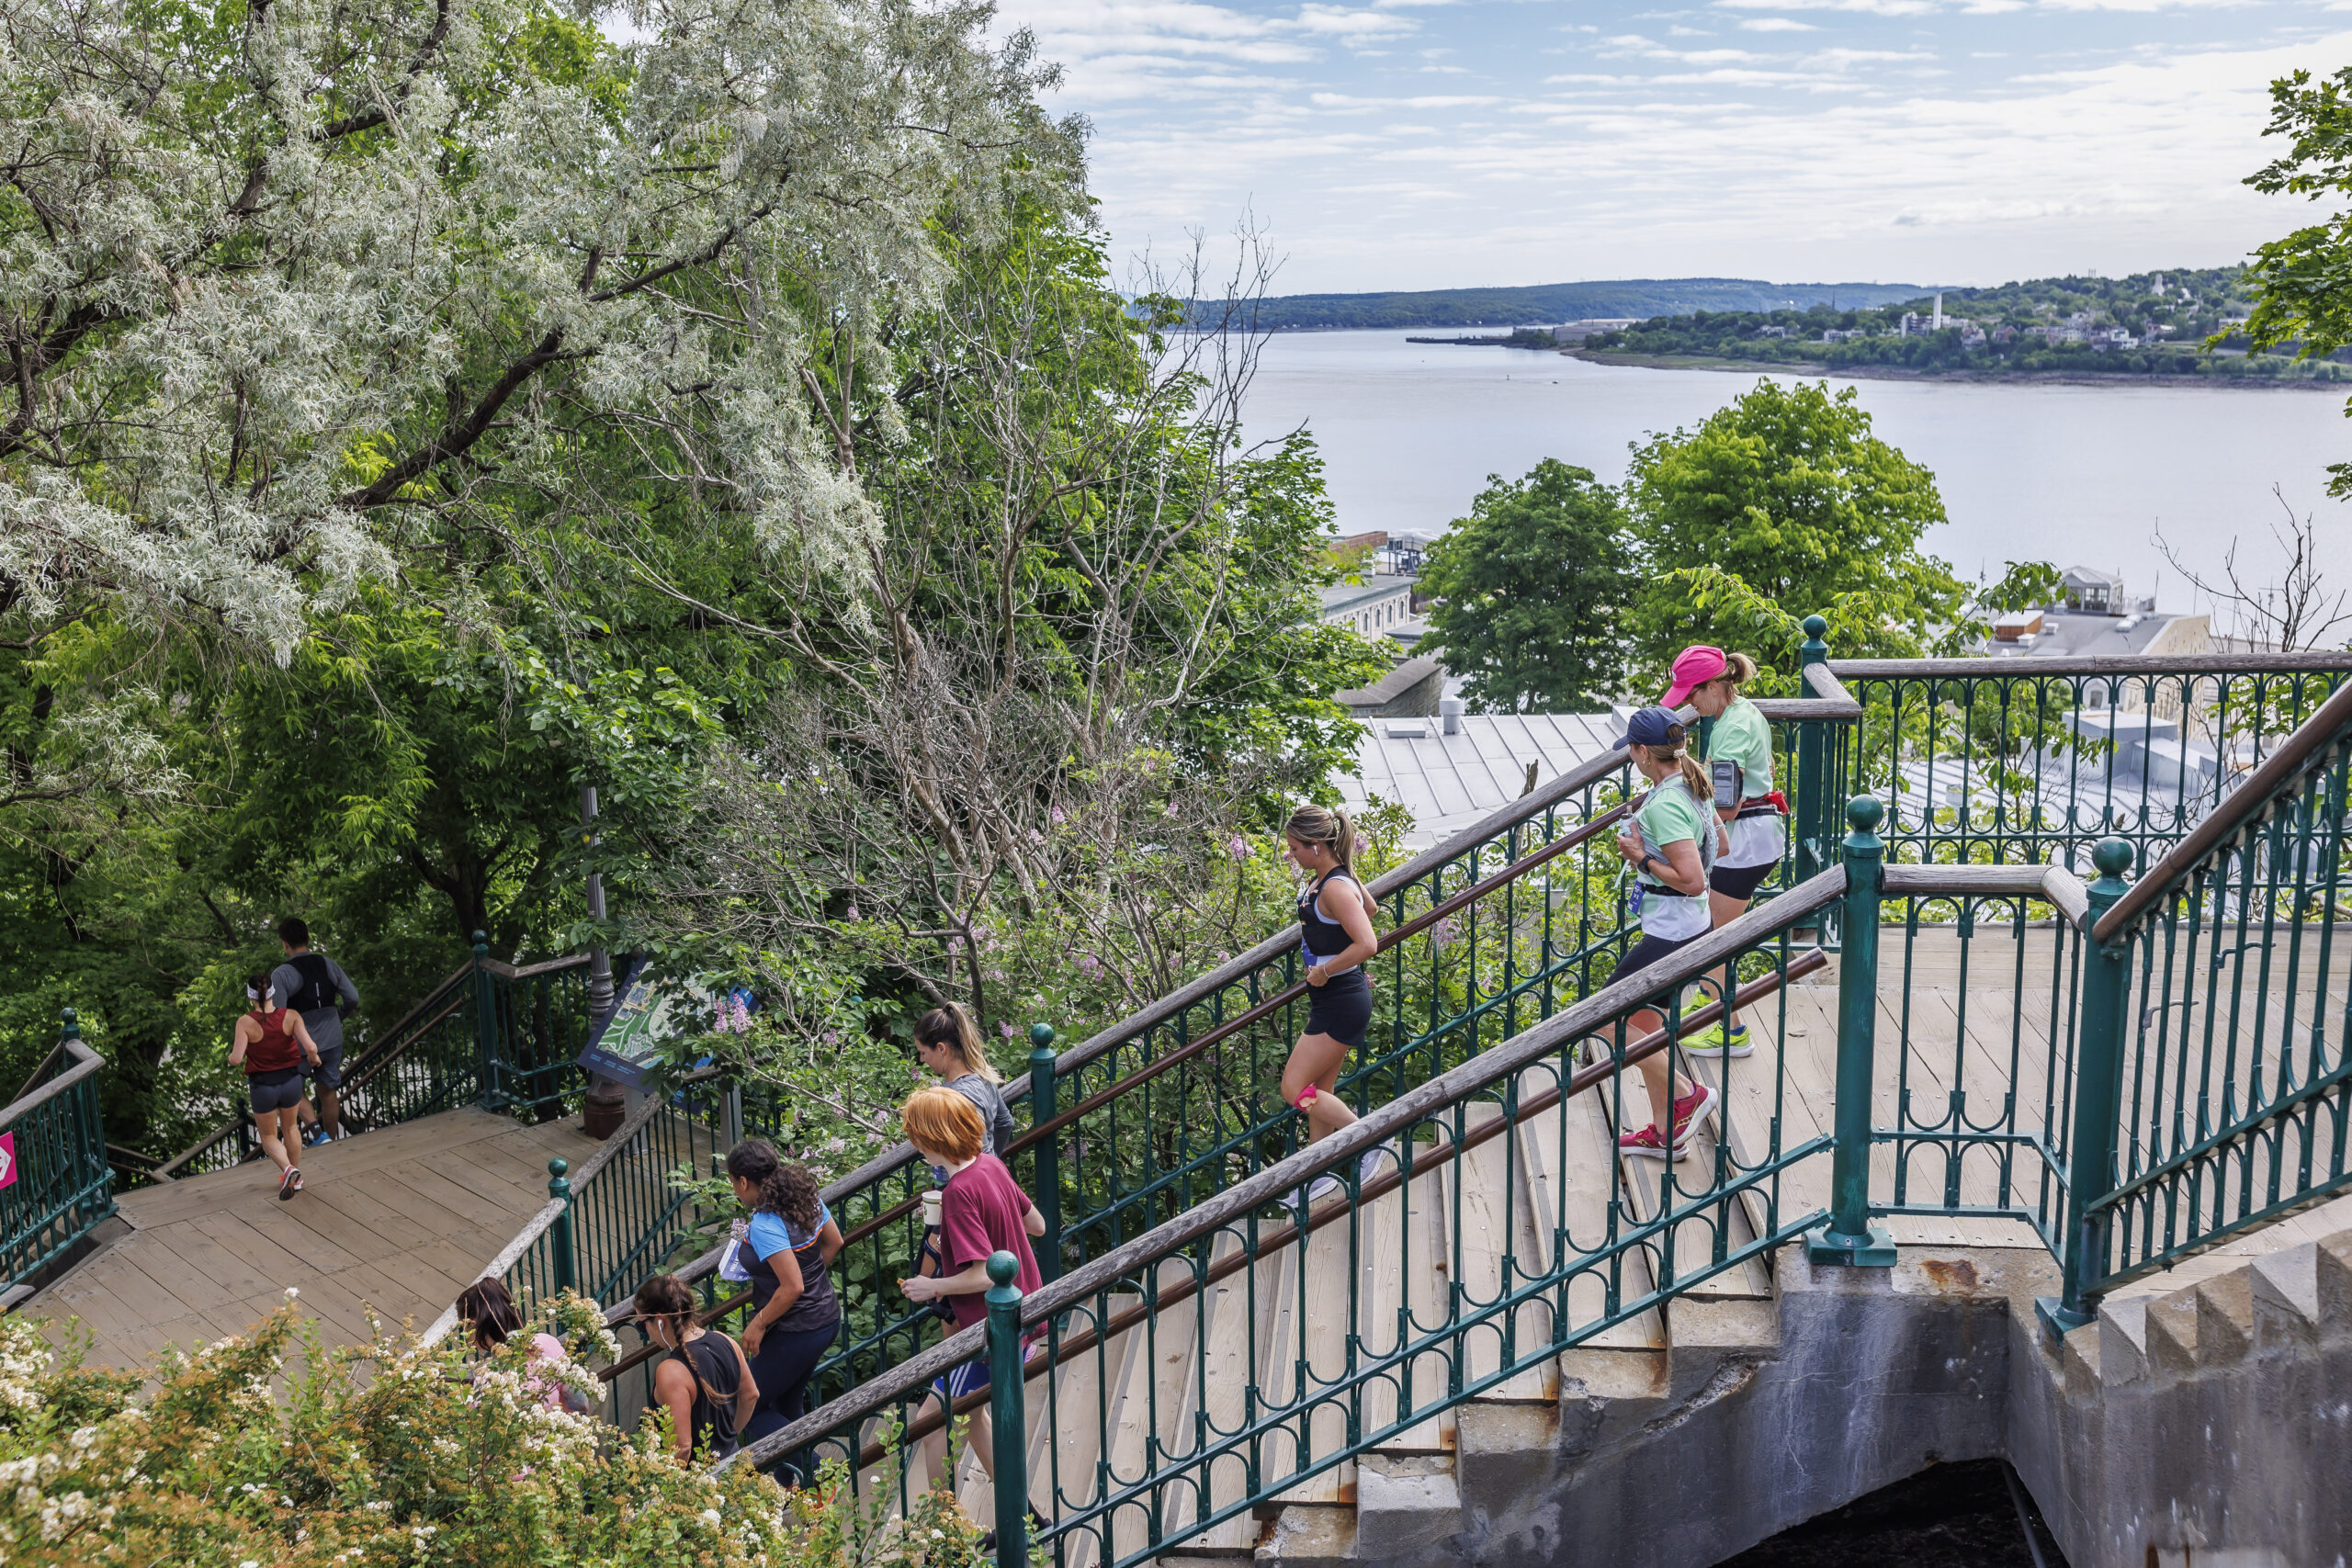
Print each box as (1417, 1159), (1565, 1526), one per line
(933, 1358), (993, 1403)
(301, 1043), (343, 1091)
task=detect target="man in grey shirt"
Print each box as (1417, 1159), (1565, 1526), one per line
(272, 917), (359, 1142)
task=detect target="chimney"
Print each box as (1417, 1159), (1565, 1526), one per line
(1440, 697), (1464, 736)
(1933, 292), (1943, 332)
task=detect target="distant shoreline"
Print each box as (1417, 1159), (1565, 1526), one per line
(1566, 347), (2350, 391)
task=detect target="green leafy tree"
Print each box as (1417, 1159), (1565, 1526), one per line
(1624, 379), (1966, 676)
(2237, 64), (2352, 494)
(1417, 460), (1636, 712)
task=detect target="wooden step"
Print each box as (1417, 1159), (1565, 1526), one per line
(1611, 1050), (1773, 1301)
(1261, 1195), (1354, 1508)
(1445, 1102), (1555, 1403)
(1159, 1229), (1260, 1554)
(1104, 1258), (1210, 1566)
(1363, 1148), (1452, 1457)
(1514, 1077), (1665, 1353)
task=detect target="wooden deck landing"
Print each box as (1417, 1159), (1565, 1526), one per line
(29, 1107), (601, 1368)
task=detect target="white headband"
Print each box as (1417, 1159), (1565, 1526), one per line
(246, 985), (263, 1001)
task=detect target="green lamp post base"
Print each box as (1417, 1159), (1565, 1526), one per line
(1807, 1223), (1896, 1268)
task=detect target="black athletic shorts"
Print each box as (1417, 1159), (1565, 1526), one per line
(1304, 967), (1373, 1049)
(1613, 931), (1699, 999)
(1709, 861), (1775, 901)
(248, 1067), (305, 1113)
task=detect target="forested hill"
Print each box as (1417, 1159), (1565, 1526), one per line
(1578, 265), (2347, 381)
(1224, 278), (1928, 331)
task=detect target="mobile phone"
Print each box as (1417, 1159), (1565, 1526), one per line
(1713, 760), (1741, 812)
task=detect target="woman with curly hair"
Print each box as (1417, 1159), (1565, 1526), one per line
(724, 1138), (845, 1446)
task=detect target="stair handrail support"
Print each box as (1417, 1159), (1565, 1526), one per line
(1808, 795), (1895, 1267)
(2036, 836), (2137, 1340)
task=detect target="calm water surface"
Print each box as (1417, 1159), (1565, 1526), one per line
(1238, 332), (2352, 611)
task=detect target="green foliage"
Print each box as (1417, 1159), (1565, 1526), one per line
(1624, 380), (1967, 673)
(1418, 461), (1637, 713)
(2240, 65), (2352, 496)
(0, 1296), (1001, 1568)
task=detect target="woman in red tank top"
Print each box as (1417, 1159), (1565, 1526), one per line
(231, 972), (322, 1200)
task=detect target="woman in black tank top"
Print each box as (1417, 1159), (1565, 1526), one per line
(634, 1274), (758, 1462)
(1280, 806), (1387, 1208)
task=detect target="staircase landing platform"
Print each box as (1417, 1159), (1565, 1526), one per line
(28, 1107), (599, 1368)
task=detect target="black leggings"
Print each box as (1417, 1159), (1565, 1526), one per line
(741, 1319), (839, 1453)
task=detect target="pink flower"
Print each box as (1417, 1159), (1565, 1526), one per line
(846, 904), (860, 921)
(1000, 1021), (1016, 1038)
(1050, 807), (1066, 826)
(1227, 835), (1250, 863)
(1430, 916), (1458, 953)
(1354, 833), (1371, 854)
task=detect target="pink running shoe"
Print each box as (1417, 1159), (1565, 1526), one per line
(1670, 1084), (1719, 1149)
(1617, 1122), (1678, 1161)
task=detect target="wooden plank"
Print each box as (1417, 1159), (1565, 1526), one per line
(1516, 1086), (1664, 1352)
(1107, 1260), (1207, 1566)
(1161, 1229), (1261, 1552)
(1449, 1103), (1552, 1402)
(1267, 1206), (1354, 1506)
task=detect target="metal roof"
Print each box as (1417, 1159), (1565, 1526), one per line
(1339, 711), (1624, 847)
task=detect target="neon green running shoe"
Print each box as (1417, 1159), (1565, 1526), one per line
(1684, 1021), (1754, 1058)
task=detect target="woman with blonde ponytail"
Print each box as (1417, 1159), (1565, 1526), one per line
(1608, 707), (1721, 1161)
(1279, 804), (1390, 1206)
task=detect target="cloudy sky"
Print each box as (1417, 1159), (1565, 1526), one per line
(990, 0), (2350, 292)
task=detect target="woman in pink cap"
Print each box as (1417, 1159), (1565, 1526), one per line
(1660, 645), (1784, 1057)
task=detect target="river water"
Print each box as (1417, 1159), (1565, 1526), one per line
(1238, 331), (2352, 619)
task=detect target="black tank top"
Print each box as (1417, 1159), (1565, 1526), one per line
(751, 1217), (842, 1335)
(1297, 870), (1364, 965)
(666, 1334), (742, 1458)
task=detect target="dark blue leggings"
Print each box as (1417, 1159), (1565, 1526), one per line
(741, 1319), (840, 1455)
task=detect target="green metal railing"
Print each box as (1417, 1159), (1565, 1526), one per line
(1831, 652), (2352, 873)
(0, 1012), (117, 1286)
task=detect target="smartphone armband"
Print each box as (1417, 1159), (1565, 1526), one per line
(1712, 759), (1741, 812)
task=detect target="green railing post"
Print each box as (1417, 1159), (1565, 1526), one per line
(984, 1250), (1030, 1568)
(471, 932), (499, 1111)
(1809, 796), (1895, 1267)
(1794, 615), (1834, 887)
(548, 1156), (576, 1292)
(2038, 837), (2135, 1340)
(1028, 1022), (1059, 1283)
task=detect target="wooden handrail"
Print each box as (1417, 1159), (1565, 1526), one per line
(0, 1040), (106, 1131)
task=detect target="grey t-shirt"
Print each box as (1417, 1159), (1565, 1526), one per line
(928, 1073), (1022, 1186)
(270, 953), (359, 1055)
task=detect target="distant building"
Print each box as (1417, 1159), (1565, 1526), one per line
(2062, 566), (2123, 615)
(1332, 654), (1445, 719)
(1321, 574), (1418, 638)
(1339, 705), (1624, 848)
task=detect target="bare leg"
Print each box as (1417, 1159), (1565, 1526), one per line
(914, 1390), (996, 1494)
(315, 1083), (343, 1137)
(1696, 890), (1752, 1035)
(254, 1108), (295, 1175)
(1281, 1032), (1357, 1143)
(1629, 1007), (1688, 1133)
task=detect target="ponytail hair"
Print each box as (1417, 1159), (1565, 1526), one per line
(914, 1001), (1000, 1084)
(1634, 719), (1713, 810)
(457, 1277), (525, 1354)
(244, 972), (275, 1010)
(1285, 804), (1359, 876)
(1723, 651), (1758, 687)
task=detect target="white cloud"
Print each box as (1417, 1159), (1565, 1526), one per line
(1738, 15), (1823, 27)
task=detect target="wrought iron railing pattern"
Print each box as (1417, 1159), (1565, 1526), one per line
(0, 1014), (116, 1286)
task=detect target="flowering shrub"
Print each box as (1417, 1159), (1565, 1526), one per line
(0, 1300), (988, 1567)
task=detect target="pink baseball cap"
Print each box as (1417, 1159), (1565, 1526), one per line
(1660, 645), (1728, 708)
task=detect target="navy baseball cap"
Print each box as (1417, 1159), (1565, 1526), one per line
(1621, 705), (1680, 749)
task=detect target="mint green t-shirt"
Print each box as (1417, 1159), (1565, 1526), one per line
(1633, 777), (1713, 939)
(1702, 697), (1774, 799)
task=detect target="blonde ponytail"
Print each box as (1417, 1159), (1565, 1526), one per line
(1635, 719), (1712, 812)
(1724, 651), (1758, 686)
(915, 1000), (1001, 1083)
(1285, 804), (1358, 876)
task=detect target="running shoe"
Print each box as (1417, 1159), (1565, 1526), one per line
(1683, 1021), (1754, 1058)
(1294, 1173), (1342, 1209)
(1359, 1145), (1400, 1184)
(278, 1166), (302, 1201)
(1670, 1084), (1719, 1148)
(1616, 1122), (1679, 1161)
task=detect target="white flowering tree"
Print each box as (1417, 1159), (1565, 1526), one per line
(0, 0), (1075, 820)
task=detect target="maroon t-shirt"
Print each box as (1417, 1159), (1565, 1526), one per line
(936, 1153), (1042, 1332)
